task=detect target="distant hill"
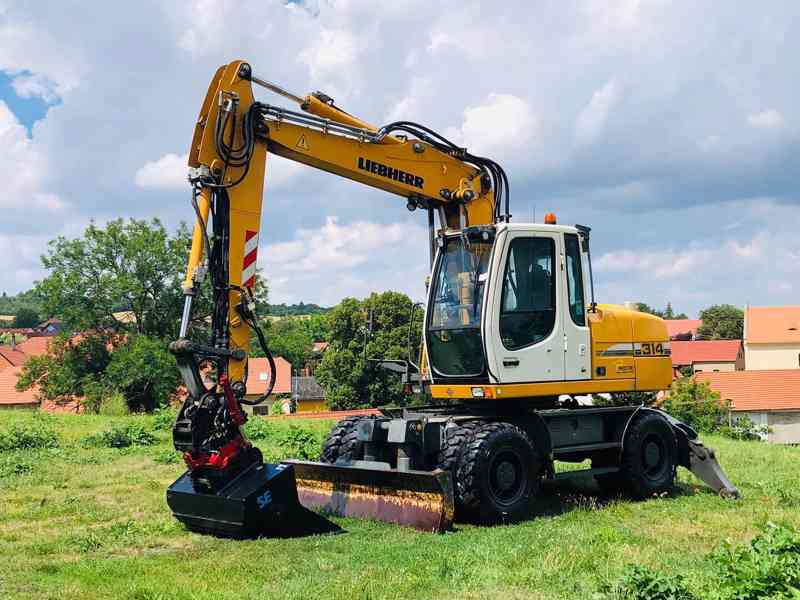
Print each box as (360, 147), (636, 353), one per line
(266, 302), (329, 317)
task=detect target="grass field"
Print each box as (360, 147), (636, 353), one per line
(1, 409), (798, 600)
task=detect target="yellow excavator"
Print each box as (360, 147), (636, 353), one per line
(166, 60), (738, 537)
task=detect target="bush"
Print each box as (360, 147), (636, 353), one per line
(242, 416), (272, 440)
(0, 417), (59, 452)
(603, 565), (696, 600)
(661, 378), (728, 433)
(711, 522), (800, 600)
(84, 422), (156, 448)
(98, 392), (130, 417)
(151, 448), (180, 464)
(274, 425), (322, 460)
(718, 415), (770, 441)
(151, 406), (178, 431)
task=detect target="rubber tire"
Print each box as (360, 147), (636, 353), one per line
(455, 422), (540, 524)
(319, 415), (377, 464)
(617, 412), (678, 499)
(436, 421), (480, 516)
(319, 416), (362, 463)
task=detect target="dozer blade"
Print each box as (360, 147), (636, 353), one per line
(285, 460), (455, 533)
(167, 462), (340, 538)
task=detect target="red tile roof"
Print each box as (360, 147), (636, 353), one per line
(695, 369), (800, 411)
(665, 319), (702, 340)
(312, 341), (329, 353)
(670, 340), (742, 367)
(0, 346), (28, 368)
(16, 336), (52, 357)
(0, 367), (39, 406)
(745, 305), (800, 344)
(246, 356), (292, 395)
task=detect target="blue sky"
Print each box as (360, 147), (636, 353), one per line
(0, 72), (51, 133)
(0, 1), (798, 316)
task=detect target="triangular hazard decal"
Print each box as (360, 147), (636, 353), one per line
(296, 134), (309, 151)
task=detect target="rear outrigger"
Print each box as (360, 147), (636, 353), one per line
(166, 60), (737, 537)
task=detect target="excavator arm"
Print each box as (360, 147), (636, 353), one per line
(167, 60), (508, 535)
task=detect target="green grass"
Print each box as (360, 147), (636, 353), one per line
(1, 410), (798, 600)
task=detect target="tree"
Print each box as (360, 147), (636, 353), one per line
(17, 333), (113, 403)
(697, 304), (743, 340)
(315, 292), (421, 410)
(661, 378), (728, 433)
(252, 318), (314, 371)
(103, 335), (181, 411)
(13, 307), (39, 328)
(635, 302), (688, 320)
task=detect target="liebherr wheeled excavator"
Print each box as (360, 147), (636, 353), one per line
(166, 60), (738, 537)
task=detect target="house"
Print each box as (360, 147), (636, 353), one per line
(665, 319), (702, 341)
(744, 305), (800, 370)
(291, 376), (327, 413)
(36, 318), (62, 336)
(245, 356), (292, 415)
(670, 340), (744, 375)
(695, 370), (800, 444)
(0, 315), (15, 325)
(0, 367), (39, 409)
(0, 335), (53, 370)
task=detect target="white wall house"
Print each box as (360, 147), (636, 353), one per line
(744, 306), (800, 370)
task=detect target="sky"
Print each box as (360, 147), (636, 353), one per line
(0, 0), (798, 317)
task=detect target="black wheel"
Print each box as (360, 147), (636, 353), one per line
(319, 416), (362, 463)
(455, 422), (540, 524)
(436, 421), (480, 516)
(618, 412), (677, 499)
(319, 415), (377, 464)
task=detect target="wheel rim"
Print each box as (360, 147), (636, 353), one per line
(641, 434), (668, 480)
(488, 448), (527, 508)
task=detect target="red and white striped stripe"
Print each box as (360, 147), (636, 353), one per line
(242, 230), (259, 288)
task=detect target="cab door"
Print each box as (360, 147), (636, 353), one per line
(486, 229), (565, 383)
(562, 233), (591, 380)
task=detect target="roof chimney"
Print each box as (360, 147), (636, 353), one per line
(10, 333), (15, 350)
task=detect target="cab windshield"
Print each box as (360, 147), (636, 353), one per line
(427, 233), (493, 378)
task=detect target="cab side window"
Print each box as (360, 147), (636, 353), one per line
(564, 233), (586, 327)
(500, 237), (556, 350)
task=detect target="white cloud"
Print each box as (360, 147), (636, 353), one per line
(448, 93), (539, 164)
(262, 217), (428, 305)
(134, 152), (303, 191)
(747, 109), (785, 130)
(575, 79), (621, 144)
(134, 153), (188, 190)
(0, 101), (63, 212)
(10, 72), (60, 103)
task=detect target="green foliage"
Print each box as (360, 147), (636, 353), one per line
(150, 448), (180, 464)
(34, 218), (201, 339)
(273, 425), (322, 460)
(266, 302), (329, 317)
(103, 335), (181, 411)
(269, 400), (285, 416)
(594, 392), (658, 407)
(0, 288), (44, 319)
(662, 378), (728, 433)
(697, 304), (744, 340)
(711, 522), (800, 600)
(252, 317), (313, 370)
(635, 302), (689, 320)
(0, 332), (27, 345)
(84, 422), (156, 448)
(242, 416), (273, 440)
(98, 392), (130, 416)
(16, 333), (112, 403)
(13, 306), (39, 328)
(316, 291), (420, 410)
(0, 417), (59, 452)
(718, 415), (771, 441)
(603, 565), (696, 600)
(151, 406), (178, 431)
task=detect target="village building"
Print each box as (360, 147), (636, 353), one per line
(664, 319), (702, 341)
(744, 305), (800, 370)
(670, 340), (744, 376)
(696, 369), (800, 444)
